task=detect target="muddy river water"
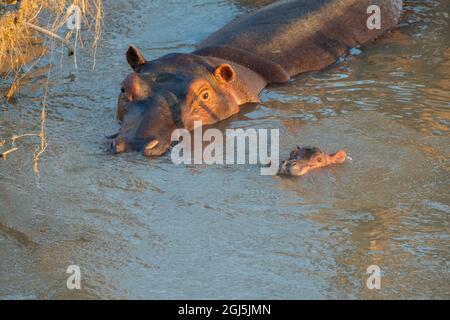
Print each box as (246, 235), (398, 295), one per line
(0, 0), (449, 299)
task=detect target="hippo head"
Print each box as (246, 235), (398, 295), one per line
(278, 146), (347, 176)
(110, 46), (252, 156)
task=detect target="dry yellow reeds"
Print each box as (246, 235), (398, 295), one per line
(0, 0), (103, 176)
(1, 0), (103, 76)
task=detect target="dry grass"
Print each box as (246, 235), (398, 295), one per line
(1, 0), (103, 75)
(0, 0), (103, 177)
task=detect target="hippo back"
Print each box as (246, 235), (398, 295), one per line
(198, 0), (403, 78)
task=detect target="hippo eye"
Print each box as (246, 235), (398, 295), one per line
(200, 90), (210, 101)
(120, 87), (125, 93)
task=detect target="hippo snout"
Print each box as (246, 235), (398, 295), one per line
(109, 135), (170, 156)
(278, 159), (310, 176)
(278, 160), (289, 175)
(110, 138), (129, 154)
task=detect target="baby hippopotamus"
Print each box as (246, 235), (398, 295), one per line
(278, 146), (347, 176)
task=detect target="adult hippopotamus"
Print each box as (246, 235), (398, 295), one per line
(111, 0), (403, 156)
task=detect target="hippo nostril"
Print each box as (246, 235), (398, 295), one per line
(143, 140), (160, 156)
(112, 139), (126, 154)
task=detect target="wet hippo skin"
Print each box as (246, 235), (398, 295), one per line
(111, 0), (403, 156)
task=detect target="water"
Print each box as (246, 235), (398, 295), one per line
(0, 0), (449, 299)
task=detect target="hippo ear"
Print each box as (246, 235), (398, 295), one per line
(214, 64), (236, 85)
(126, 45), (147, 71)
(331, 150), (347, 164)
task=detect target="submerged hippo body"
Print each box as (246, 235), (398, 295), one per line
(112, 0), (403, 155)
